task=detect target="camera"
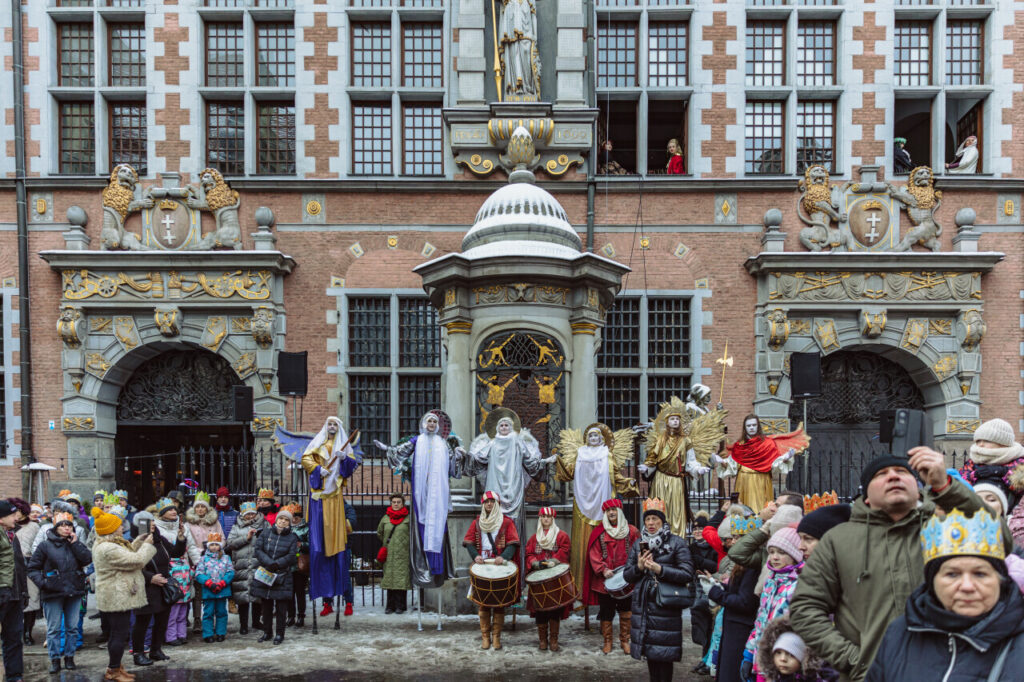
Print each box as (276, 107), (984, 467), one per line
(879, 408), (932, 458)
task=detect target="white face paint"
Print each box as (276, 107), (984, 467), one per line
(425, 416), (438, 433)
(587, 430), (603, 447)
(745, 418), (759, 437)
(327, 421), (339, 435)
(667, 415), (681, 430)
(497, 420), (513, 436)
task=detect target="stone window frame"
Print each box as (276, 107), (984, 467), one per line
(0, 282), (20, 464)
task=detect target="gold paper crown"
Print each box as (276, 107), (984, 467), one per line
(257, 488), (275, 499)
(643, 498), (666, 515)
(920, 508), (1005, 565)
(804, 491), (840, 513)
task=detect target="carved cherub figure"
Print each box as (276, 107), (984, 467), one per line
(797, 165), (849, 251)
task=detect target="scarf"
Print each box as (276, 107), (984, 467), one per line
(386, 506), (409, 526)
(756, 559), (803, 596)
(154, 517), (179, 543)
(602, 510), (629, 540)
(970, 441), (1024, 465)
(641, 524), (671, 553)
(535, 521), (558, 551)
(478, 503), (502, 534)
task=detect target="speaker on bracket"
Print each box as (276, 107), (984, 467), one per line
(278, 351), (308, 397)
(790, 352), (822, 399)
(232, 385), (254, 422)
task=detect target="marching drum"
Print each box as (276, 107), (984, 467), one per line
(604, 566), (634, 600)
(469, 562), (519, 608)
(525, 564), (577, 612)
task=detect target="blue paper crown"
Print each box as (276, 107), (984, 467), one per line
(921, 507), (1004, 564)
(154, 498), (175, 514)
(731, 515), (763, 536)
(113, 490), (128, 500)
(239, 501), (258, 515)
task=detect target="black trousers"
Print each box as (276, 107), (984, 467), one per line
(596, 591), (632, 621)
(0, 599), (24, 679)
(105, 611), (131, 668)
(237, 601), (262, 629)
(132, 607), (170, 655)
(533, 610), (560, 624)
(647, 659), (674, 682)
(288, 573), (308, 619)
(261, 598), (289, 637)
(384, 590), (407, 612)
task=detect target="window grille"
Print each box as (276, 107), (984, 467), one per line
(946, 20), (982, 86)
(746, 22), (785, 87)
(648, 297), (690, 369)
(398, 376), (442, 437)
(110, 103), (147, 175)
(256, 23), (295, 87)
(398, 297), (440, 368)
(402, 104), (443, 176)
(797, 21), (834, 87)
(109, 24), (145, 87)
(59, 23), (94, 87)
(598, 297), (640, 369)
(206, 23), (245, 87)
(60, 102), (95, 174)
(647, 22), (687, 87)
(352, 22), (392, 87)
(648, 375), (690, 421)
(256, 102), (296, 174)
(796, 100), (835, 173)
(206, 102), (245, 176)
(894, 22), (931, 87)
(353, 103), (392, 175)
(402, 23), (443, 88)
(348, 297), (391, 367)
(745, 101), (784, 174)
(598, 22), (638, 87)
(597, 376), (641, 433)
(348, 375), (391, 453)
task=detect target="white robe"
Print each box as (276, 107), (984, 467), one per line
(572, 445), (613, 523)
(947, 143), (978, 174)
(468, 430), (543, 520)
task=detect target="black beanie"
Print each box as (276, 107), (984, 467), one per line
(0, 500), (16, 518)
(797, 504), (852, 539)
(860, 455), (917, 493)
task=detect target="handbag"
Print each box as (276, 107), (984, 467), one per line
(376, 546), (388, 564)
(160, 581), (185, 606)
(652, 577), (695, 611)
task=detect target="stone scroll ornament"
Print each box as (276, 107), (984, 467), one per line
(797, 166), (850, 252)
(100, 165), (153, 251)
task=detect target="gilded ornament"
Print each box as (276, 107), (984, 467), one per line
(250, 306), (275, 348)
(860, 309), (887, 338)
(100, 164), (152, 251)
(789, 319), (811, 335)
(764, 308), (790, 351)
(233, 352), (257, 378)
(252, 417), (284, 432)
(1004, 199), (1015, 217)
(888, 166), (942, 252)
(158, 198), (177, 211)
(444, 321), (472, 334)
(759, 419), (790, 436)
(306, 200), (322, 216)
(534, 373), (563, 404)
(768, 270), (982, 303)
(798, 166), (849, 252)
(444, 289), (457, 307)
(179, 270), (272, 300)
(478, 333), (515, 368)
(85, 353), (110, 377)
(63, 417), (95, 431)
(153, 306), (181, 337)
(901, 319), (929, 351)
(231, 317), (252, 333)
(673, 243), (690, 259)
(57, 304), (85, 348)
(933, 355), (957, 380)
(349, 243), (364, 258)
(188, 169), (243, 250)
(570, 322), (597, 335)
(89, 317), (112, 333)
(957, 309), (986, 352)
(527, 334), (564, 366)
(929, 319), (953, 335)
(478, 374), (518, 406)
(387, 235), (399, 249)
(202, 317), (228, 351)
(114, 317), (139, 349)
(813, 319), (840, 353)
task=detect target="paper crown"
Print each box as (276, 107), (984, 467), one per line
(93, 489), (108, 499)
(921, 507), (1005, 565)
(731, 516), (764, 537)
(239, 501), (257, 515)
(113, 489), (128, 500)
(257, 488), (275, 499)
(643, 498), (667, 515)
(155, 497), (175, 514)
(107, 505), (128, 522)
(283, 503), (303, 515)
(53, 511), (75, 524)
(58, 489), (72, 498)
(193, 491), (211, 507)
(206, 532), (224, 545)
(103, 493), (119, 507)
(804, 491), (841, 514)
(63, 492), (82, 505)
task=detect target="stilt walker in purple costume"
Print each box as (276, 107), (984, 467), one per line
(301, 417), (361, 628)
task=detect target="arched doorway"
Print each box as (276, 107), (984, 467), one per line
(115, 349), (248, 507)
(788, 350), (925, 494)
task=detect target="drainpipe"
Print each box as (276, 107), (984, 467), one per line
(585, 0), (597, 252)
(12, 0), (34, 474)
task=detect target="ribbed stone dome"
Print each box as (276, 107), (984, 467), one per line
(462, 178), (581, 254)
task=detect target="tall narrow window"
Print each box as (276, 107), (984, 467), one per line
(402, 23), (443, 87)
(894, 22), (931, 86)
(206, 102), (245, 176)
(797, 21), (835, 86)
(256, 23), (295, 87)
(352, 22), (392, 87)
(946, 20), (982, 85)
(109, 24), (145, 87)
(796, 101), (835, 172)
(746, 22), (785, 86)
(745, 101), (784, 174)
(598, 22), (637, 87)
(398, 297), (440, 367)
(256, 102), (296, 174)
(59, 23), (94, 87)
(647, 22), (687, 87)
(348, 297), (391, 367)
(353, 102), (392, 175)
(206, 23), (244, 87)
(110, 102), (147, 174)
(402, 104), (443, 176)
(60, 102), (95, 174)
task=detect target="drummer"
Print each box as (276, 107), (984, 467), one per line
(584, 498), (640, 654)
(463, 491), (520, 651)
(524, 507), (571, 652)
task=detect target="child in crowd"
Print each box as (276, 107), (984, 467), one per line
(756, 616), (837, 682)
(165, 549), (194, 646)
(195, 533), (234, 643)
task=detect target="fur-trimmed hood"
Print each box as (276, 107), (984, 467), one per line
(186, 507), (219, 526)
(757, 615), (836, 681)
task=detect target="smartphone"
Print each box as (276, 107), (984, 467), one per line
(730, 492), (740, 503)
(639, 541), (650, 553)
(138, 519), (151, 536)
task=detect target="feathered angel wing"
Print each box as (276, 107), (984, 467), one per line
(686, 409), (728, 466)
(272, 426), (315, 463)
(611, 428), (636, 469)
(555, 428), (584, 482)
(768, 423), (811, 454)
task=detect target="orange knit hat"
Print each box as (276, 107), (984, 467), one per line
(91, 506), (122, 536)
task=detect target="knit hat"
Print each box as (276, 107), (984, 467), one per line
(768, 504), (804, 534)
(973, 418), (1016, 447)
(30, 504), (43, 514)
(91, 506), (123, 536)
(0, 500), (16, 519)
(797, 504), (852, 539)
(642, 498), (667, 524)
(216, 487), (230, 498)
(275, 509), (293, 524)
(773, 631), (807, 661)
(155, 497), (177, 517)
(193, 491), (212, 509)
(767, 527), (803, 564)
(239, 501), (258, 516)
(973, 479), (1011, 516)
(602, 498), (623, 512)
(717, 515), (734, 540)
(860, 455), (916, 492)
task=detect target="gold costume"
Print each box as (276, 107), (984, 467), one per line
(642, 434), (691, 536)
(736, 466), (775, 513)
(301, 437), (349, 557)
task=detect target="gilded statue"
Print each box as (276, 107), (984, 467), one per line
(189, 168), (243, 250)
(497, 0), (541, 101)
(478, 373), (519, 406)
(57, 304), (84, 348)
(100, 164), (153, 251)
(888, 166), (942, 252)
(797, 165), (848, 252)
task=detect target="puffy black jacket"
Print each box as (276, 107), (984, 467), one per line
(624, 532), (694, 663)
(139, 531), (187, 615)
(865, 582), (1024, 682)
(27, 528), (92, 600)
(250, 526), (298, 601)
(708, 565), (760, 682)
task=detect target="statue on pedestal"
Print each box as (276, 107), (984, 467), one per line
(495, 0), (541, 101)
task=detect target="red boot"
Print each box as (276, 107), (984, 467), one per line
(344, 603), (353, 616)
(320, 602), (333, 617)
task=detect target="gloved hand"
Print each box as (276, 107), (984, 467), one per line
(740, 659), (753, 681)
(637, 464), (652, 477)
(697, 574), (719, 594)
(541, 455), (557, 465)
(217, 580), (227, 590)
(691, 465), (710, 477)
(204, 579), (215, 589)
(710, 454), (724, 466)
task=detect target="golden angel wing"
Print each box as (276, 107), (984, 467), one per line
(610, 428), (636, 469)
(686, 409), (728, 466)
(555, 428), (584, 481)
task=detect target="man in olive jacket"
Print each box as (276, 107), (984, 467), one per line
(789, 447), (1014, 682)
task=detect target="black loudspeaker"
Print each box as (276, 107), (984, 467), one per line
(232, 385), (254, 422)
(790, 352), (822, 398)
(278, 351), (308, 396)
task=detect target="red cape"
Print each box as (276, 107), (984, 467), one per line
(726, 428), (809, 473)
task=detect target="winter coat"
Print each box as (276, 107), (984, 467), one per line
(185, 507), (224, 565)
(225, 512), (269, 604)
(524, 529), (571, 619)
(138, 529), (187, 615)
(708, 565), (761, 682)
(92, 535), (158, 613)
(789, 479), (1010, 682)
(377, 512), (412, 591)
(757, 615), (839, 682)
(249, 526), (298, 601)
(217, 507), (239, 539)
(0, 526), (28, 607)
(15, 521), (40, 611)
(865, 582), (1024, 682)
(195, 552), (235, 600)
(745, 562), (804, 660)
(623, 532), (694, 663)
(27, 528), (92, 600)
(168, 555), (194, 603)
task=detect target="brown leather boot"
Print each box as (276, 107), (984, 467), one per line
(600, 620), (614, 654)
(548, 619), (560, 652)
(118, 667), (137, 681)
(491, 609), (505, 650)
(104, 667), (133, 682)
(537, 622), (548, 650)
(478, 608), (492, 649)
(618, 611), (632, 654)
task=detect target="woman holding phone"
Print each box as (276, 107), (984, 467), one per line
(624, 498), (695, 682)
